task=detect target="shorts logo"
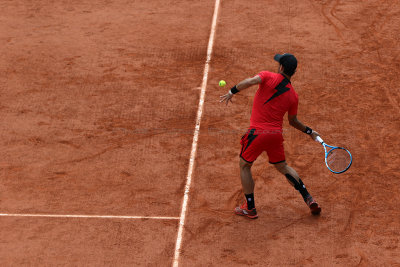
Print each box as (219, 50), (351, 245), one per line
(240, 129), (258, 156)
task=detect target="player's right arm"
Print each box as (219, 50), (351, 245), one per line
(236, 76), (262, 90)
(219, 75), (261, 105)
(288, 114), (320, 140)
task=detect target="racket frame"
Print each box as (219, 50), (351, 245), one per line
(315, 136), (352, 174)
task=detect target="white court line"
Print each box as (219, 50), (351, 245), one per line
(0, 213), (179, 220)
(172, 0), (221, 266)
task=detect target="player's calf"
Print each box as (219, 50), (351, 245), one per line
(284, 173), (310, 202)
(285, 173), (322, 215)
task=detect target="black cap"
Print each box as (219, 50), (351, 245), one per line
(274, 53), (297, 76)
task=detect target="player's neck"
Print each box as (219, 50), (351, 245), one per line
(279, 71), (291, 81)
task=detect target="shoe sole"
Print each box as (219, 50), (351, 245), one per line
(309, 203), (321, 215)
(234, 210), (258, 219)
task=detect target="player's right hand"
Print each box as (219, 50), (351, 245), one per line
(219, 92), (233, 105)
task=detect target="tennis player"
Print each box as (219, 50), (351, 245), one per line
(220, 53), (322, 219)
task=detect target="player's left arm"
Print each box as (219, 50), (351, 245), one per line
(288, 114), (320, 141)
(219, 75), (262, 105)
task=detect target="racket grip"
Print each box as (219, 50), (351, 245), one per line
(316, 136), (324, 143)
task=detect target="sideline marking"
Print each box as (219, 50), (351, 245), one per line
(172, 0), (221, 266)
(0, 213), (179, 220)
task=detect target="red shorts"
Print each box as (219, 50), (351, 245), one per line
(239, 128), (285, 164)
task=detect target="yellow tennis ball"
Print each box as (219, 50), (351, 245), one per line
(219, 80), (226, 87)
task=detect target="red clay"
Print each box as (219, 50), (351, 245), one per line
(182, 0), (400, 266)
(1, 0), (399, 266)
(1, 0), (212, 264)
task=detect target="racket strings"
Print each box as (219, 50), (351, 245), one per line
(326, 148), (351, 172)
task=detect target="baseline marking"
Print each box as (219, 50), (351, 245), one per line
(0, 213), (179, 220)
(172, 0), (221, 266)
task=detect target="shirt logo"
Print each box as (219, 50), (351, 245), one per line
(264, 76), (291, 105)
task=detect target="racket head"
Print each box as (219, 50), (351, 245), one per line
(325, 147), (352, 174)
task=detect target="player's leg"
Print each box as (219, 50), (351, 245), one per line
(239, 157), (255, 209)
(235, 157), (258, 219)
(239, 157), (254, 195)
(274, 161), (310, 201)
(235, 129), (261, 219)
(273, 161), (321, 215)
(265, 132), (321, 215)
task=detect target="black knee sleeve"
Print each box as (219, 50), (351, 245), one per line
(285, 173), (310, 202)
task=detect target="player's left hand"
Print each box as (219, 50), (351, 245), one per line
(219, 92), (233, 105)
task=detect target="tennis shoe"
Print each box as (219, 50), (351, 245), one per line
(234, 202), (258, 219)
(306, 196), (321, 215)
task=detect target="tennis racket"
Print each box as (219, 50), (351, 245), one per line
(315, 136), (352, 174)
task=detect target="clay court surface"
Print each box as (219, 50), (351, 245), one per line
(1, 0), (399, 266)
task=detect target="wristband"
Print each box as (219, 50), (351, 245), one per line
(304, 126), (313, 135)
(230, 85), (239, 95)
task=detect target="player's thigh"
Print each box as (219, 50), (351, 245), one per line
(264, 132), (286, 164)
(239, 129), (263, 163)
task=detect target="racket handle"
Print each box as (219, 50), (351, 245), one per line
(316, 136), (324, 144)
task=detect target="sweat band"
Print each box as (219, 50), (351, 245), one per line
(230, 85), (239, 95)
(304, 126), (313, 135)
